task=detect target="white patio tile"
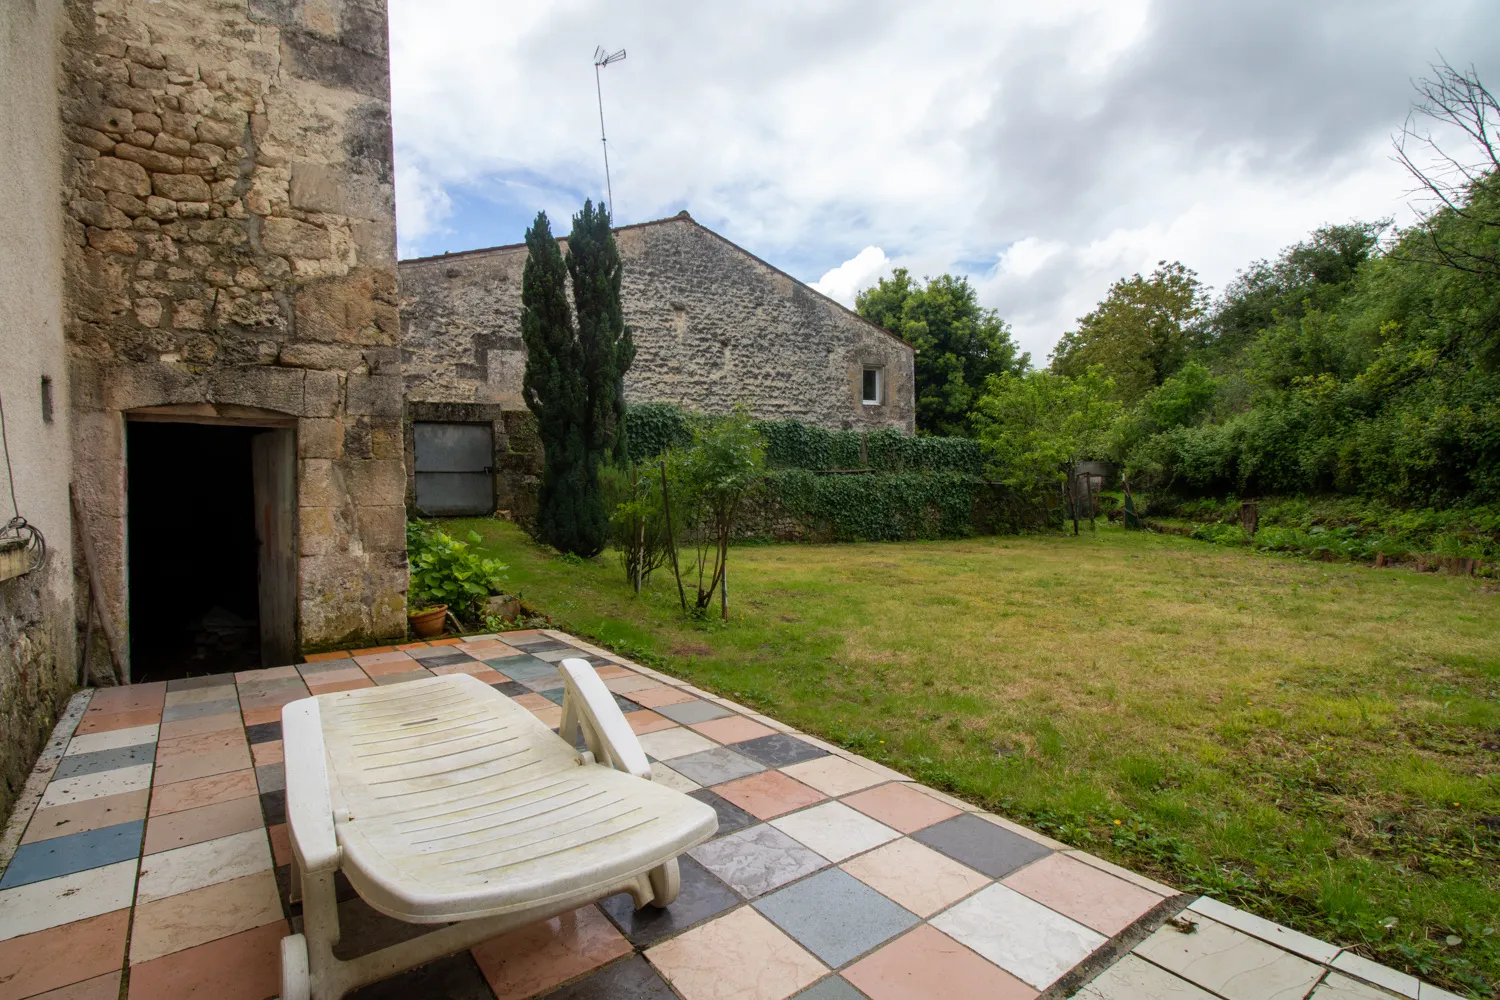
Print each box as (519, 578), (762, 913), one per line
(1331, 952), (1420, 998)
(770, 801), (900, 863)
(931, 882), (1106, 990)
(780, 755), (886, 797)
(1078, 954), (1219, 999)
(638, 728), (718, 761)
(1188, 896), (1341, 964)
(64, 724), (159, 756)
(1312, 971), (1405, 999)
(1135, 915), (1326, 1000)
(135, 828), (272, 903)
(1418, 983), (1469, 1000)
(0, 859), (138, 940)
(650, 762), (702, 793)
(38, 763), (153, 808)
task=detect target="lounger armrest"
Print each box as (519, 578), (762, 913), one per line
(282, 698), (341, 874)
(557, 658), (652, 779)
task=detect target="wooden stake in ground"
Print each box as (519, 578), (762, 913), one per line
(660, 459), (687, 612)
(70, 484), (126, 685)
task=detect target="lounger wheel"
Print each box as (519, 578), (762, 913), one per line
(281, 933), (311, 1000)
(648, 858), (680, 908)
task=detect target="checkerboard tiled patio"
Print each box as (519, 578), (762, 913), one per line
(0, 630), (1468, 1000)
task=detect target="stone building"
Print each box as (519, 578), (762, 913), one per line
(399, 212), (916, 516)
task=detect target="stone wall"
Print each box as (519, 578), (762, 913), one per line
(1, 0), (77, 825)
(60, 0), (408, 656)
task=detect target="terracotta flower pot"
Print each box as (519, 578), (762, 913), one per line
(408, 604), (447, 638)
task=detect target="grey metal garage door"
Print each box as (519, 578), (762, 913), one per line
(413, 422), (494, 516)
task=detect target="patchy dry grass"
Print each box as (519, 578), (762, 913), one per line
(458, 519), (1500, 995)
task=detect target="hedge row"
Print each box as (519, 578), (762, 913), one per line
(624, 403), (983, 474)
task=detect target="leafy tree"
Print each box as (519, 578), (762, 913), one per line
(1051, 261), (1208, 404)
(856, 269), (1028, 436)
(972, 367), (1121, 503)
(520, 201), (635, 556)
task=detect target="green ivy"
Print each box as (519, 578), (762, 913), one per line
(756, 470), (983, 541)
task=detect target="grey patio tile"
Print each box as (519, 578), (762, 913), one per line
(1135, 915), (1325, 1000)
(373, 670), (433, 685)
(0, 819), (145, 889)
(520, 673), (566, 693)
(495, 656), (560, 681)
(256, 762), (286, 793)
(754, 868), (919, 968)
(491, 680), (529, 697)
(416, 651), (479, 668)
(913, 812), (1052, 879)
(734, 733), (831, 768)
(406, 646), (465, 661)
(245, 721), (282, 745)
(166, 673), (236, 691)
(298, 658), (359, 675)
(543, 955), (676, 999)
(599, 855), (741, 946)
(689, 823), (828, 898)
(668, 747), (765, 786)
(655, 699), (734, 725)
(344, 950), (494, 1000)
(792, 978), (871, 1000)
(52, 743), (156, 781)
(505, 637), (571, 652)
(689, 788), (760, 836)
(161, 697), (239, 723)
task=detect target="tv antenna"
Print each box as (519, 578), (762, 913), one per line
(593, 45), (626, 219)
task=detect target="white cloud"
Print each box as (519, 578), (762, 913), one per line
(811, 246), (891, 306)
(388, 0), (1500, 357)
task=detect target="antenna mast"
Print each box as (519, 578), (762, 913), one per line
(593, 45), (626, 219)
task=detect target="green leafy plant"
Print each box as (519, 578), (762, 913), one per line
(406, 521), (509, 622)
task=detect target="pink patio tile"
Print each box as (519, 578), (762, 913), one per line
(250, 740), (283, 767)
(295, 665), (364, 686)
(85, 683), (165, 716)
(625, 710), (678, 735)
(158, 712), (241, 741)
(239, 706), (285, 726)
(842, 782), (961, 834)
(148, 770), (258, 817)
(0, 909), (130, 1000)
(125, 921), (283, 1000)
(843, 924), (1038, 1000)
(628, 684), (698, 709)
(236, 665), (298, 682)
(714, 770), (827, 820)
(841, 838), (991, 918)
(21, 789), (150, 845)
(142, 795), (265, 855)
(359, 657), (422, 677)
(531, 705), (563, 729)
(511, 692), (556, 712)
(781, 755), (886, 797)
(74, 708), (161, 735)
(266, 824), (292, 867)
(347, 645), (396, 656)
(471, 906), (631, 999)
(152, 731), (251, 786)
(302, 649), (354, 661)
(645, 906), (824, 1000)
(28, 971), (122, 999)
(305, 677), (375, 696)
(1000, 852), (1162, 936)
(354, 650), (417, 668)
(604, 675), (663, 695)
(429, 662), (506, 682)
(426, 637), (464, 647)
(690, 716), (777, 744)
(395, 641), (432, 650)
(129, 872), (284, 964)
(592, 664), (636, 680)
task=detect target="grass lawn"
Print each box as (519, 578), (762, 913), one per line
(455, 518), (1500, 995)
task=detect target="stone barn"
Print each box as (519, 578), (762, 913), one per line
(398, 212), (917, 518)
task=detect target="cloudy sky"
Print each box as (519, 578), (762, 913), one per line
(388, 0), (1500, 361)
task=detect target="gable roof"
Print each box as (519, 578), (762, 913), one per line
(399, 211), (913, 352)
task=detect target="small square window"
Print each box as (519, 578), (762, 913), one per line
(861, 366), (883, 405)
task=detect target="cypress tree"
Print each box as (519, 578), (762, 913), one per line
(520, 211), (598, 555)
(567, 199), (635, 466)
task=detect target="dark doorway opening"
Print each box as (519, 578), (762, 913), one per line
(126, 421), (297, 681)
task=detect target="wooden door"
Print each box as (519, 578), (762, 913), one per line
(252, 428), (297, 666)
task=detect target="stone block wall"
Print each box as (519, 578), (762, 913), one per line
(1, 0), (77, 825)
(60, 0), (408, 657)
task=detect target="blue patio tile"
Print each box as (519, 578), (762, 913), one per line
(161, 697), (239, 723)
(52, 742), (156, 780)
(688, 788), (759, 836)
(754, 868), (919, 968)
(599, 856), (741, 946)
(0, 819), (144, 889)
(912, 812), (1051, 878)
(655, 700), (733, 725)
(791, 978), (872, 1000)
(246, 721), (283, 744)
(735, 734), (830, 768)
(494, 656), (559, 681)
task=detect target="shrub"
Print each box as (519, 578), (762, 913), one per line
(406, 521), (509, 622)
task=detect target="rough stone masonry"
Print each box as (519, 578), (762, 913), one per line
(60, 0), (409, 656)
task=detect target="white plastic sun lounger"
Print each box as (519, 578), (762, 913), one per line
(278, 659), (718, 1000)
